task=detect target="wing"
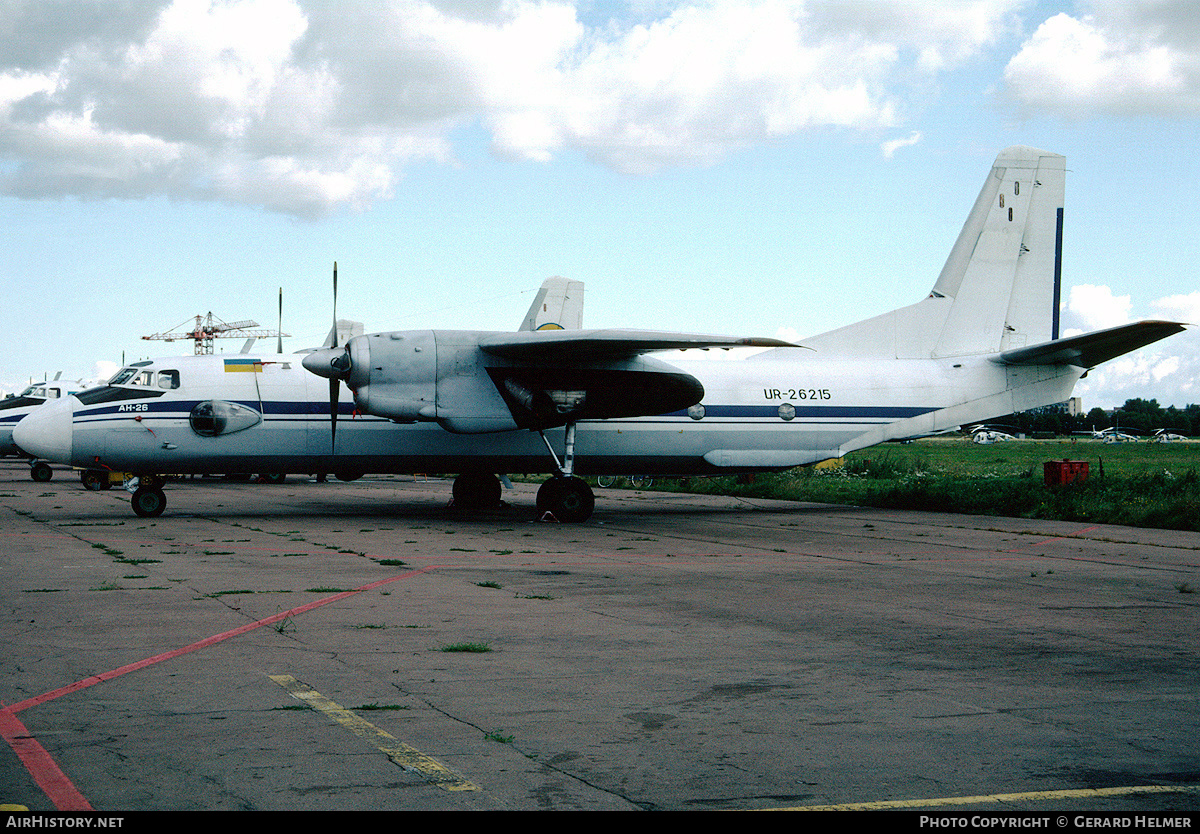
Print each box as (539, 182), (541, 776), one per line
(480, 329), (797, 361)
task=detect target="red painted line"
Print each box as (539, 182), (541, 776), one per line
(9, 567), (436, 715)
(0, 707), (93, 811)
(1011, 525), (1101, 551)
(3, 566), (437, 810)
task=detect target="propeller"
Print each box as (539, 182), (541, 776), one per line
(300, 263), (349, 453)
(277, 287), (283, 354)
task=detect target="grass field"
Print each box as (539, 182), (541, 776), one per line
(638, 438), (1200, 532)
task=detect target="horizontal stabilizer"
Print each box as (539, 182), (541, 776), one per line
(479, 329), (796, 361)
(992, 320), (1186, 368)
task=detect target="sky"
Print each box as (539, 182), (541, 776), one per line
(1, 0), (1198, 410)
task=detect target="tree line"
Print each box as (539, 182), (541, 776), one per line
(997, 398), (1200, 438)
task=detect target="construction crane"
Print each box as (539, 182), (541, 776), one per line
(142, 312), (289, 355)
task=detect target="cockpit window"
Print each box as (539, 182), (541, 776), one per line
(109, 368), (138, 386)
(108, 367), (167, 387)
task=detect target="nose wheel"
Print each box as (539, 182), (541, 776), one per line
(127, 475), (167, 518)
(535, 422), (595, 522)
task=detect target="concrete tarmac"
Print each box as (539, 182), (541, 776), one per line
(1, 460), (1198, 812)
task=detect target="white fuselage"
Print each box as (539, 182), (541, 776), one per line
(15, 350), (1083, 477)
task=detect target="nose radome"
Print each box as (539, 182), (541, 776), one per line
(12, 396), (75, 464)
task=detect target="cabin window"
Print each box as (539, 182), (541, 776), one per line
(189, 400), (262, 437)
(1014, 181), (1020, 195)
(778, 403), (796, 421)
(999, 194), (1005, 208)
(687, 404), (705, 420)
(157, 370), (180, 390)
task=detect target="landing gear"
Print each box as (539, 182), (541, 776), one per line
(127, 475), (166, 518)
(81, 470), (112, 490)
(535, 421), (595, 522)
(30, 461), (52, 482)
(131, 487), (166, 518)
(452, 472), (502, 513)
(536, 475), (594, 523)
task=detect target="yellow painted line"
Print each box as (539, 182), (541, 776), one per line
(762, 784), (1200, 811)
(269, 675), (479, 792)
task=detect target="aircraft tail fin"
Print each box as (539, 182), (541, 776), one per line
(800, 147), (1067, 360)
(323, 320), (363, 349)
(519, 277), (584, 331)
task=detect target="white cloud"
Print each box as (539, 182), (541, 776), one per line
(1151, 291), (1200, 324)
(0, 0), (1025, 215)
(881, 131), (921, 158)
(1061, 283), (1132, 335)
(1063, 283), (1200, 408)
(1003, 2), (1200, 117)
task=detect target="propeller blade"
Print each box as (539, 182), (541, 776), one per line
(277, 287), (283, 354)
(329, 263), (339, 452)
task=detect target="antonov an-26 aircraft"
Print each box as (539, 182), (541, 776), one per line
(15, 147), (1185, 521)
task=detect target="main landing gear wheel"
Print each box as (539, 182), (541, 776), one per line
(452, 472), (502, 513)
(131, 487), (166, 518)
(536, 475), (594, 523)
(81, 470), (110, 490)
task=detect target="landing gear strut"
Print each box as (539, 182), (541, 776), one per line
(535, 422), (594, 523)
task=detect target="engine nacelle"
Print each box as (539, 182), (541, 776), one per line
(309, 329), (706, 435)
(347, 330), (522, 433)
(348, 331), (437, 423)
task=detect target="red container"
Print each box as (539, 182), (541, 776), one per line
(1044, 459), (1089, 486)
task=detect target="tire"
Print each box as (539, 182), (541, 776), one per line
(131, 487), (166, 518)
(453, 472), (502, 512)
(536, 476), (595, 523)
(596, 475), (617, 488)
(81, 470), (106, 491)
(31, 462), (52, 482)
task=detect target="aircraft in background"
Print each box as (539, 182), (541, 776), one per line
(1103, 429), (1141, 443)
(1151, 428), (1188, 443)
(1, 374), (94, 480)
(1076, 424), (1148, 442)
(16, 147), (1186, 521)
(969, 425), (1017, 444)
